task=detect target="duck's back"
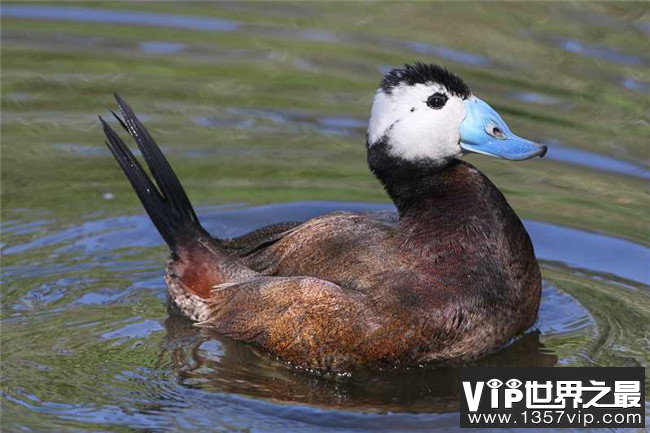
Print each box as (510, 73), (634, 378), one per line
(238, 211), (404, 290)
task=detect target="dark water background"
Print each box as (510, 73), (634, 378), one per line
(1, 2), (649, 432)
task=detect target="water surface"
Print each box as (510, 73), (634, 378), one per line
(1, 2), (648, 432)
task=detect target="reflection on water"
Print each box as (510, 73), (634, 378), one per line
(401, 41), (491, 66)
(164, 315), (556, 413)
(544, 141), (650, 180)
(621, 77), (650, 95)
(1, 2), (648, 432)
(193, 107), (367, 137)
(1, 5), (240, 32)
(137, 41), (185, 55)
(556, 38), (648, 67)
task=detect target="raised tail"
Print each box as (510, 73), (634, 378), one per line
(100, 94), (207, 251)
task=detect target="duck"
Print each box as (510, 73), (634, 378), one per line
(100, 62), (547, 372)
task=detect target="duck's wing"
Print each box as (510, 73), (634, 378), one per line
(236, 211), (403, 288)
(167, 272), (383, 371)
(221, 210), (398, 263)
(220, 221), (302, 257)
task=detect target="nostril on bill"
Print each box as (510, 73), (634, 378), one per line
(492, 127), (505, 139)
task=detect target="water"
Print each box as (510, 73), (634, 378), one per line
(1, 5), (240, 32)
(1, 2), (648, 432)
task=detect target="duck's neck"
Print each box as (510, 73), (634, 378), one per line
(368, 139), (486, 219)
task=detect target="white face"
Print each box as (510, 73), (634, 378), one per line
(367, 83), (468, 163)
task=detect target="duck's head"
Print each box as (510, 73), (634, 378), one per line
(367, 62), (547, 166)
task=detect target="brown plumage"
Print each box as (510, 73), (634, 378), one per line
(100, 67), (543, 372)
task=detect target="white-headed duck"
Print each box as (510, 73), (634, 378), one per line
(100, 62), (546, 372)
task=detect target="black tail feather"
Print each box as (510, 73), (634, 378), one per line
(110, 109), (129, 131)
(101, 95), (204, 250)
(113, 94), (198, 227)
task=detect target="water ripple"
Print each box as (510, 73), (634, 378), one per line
(3, 202), (648, 285)
(1, 5), (239, 32)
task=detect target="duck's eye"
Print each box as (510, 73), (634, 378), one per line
(426, 93), (448, 110)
